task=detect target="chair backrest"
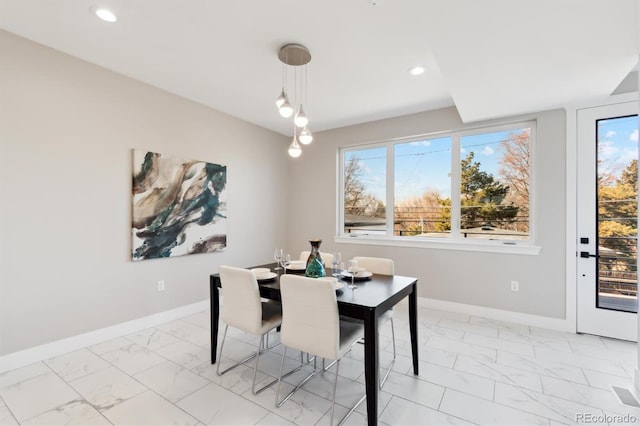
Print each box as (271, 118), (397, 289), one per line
(219, 265), (263, 334)
(353, 256), (394, 275)
(279, 274), (340, 360)
(299, 251), (334, 266)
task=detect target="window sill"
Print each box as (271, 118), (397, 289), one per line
(334, 235), (541, 255)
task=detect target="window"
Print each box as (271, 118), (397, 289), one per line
(394, 137), (452, 237)
(343, 147), (387, 235)
(340, 122), (534, 248)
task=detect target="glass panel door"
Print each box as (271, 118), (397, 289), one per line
(596, 115), (638, 313)
(577, 102), (638, 341)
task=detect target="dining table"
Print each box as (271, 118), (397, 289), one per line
(209, 262), (419, 426)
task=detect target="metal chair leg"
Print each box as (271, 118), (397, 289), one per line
(264, 330), (281, 350)
(217, 325), (277, 387)
(352, 316), (396, 387)
(329, 359), (339, 426)
(251, 336), (263, 394)
(253, 338), (301, 395)
(329, 357), (366, 426)
(275, 346), (363, 426)
(276, 347), (320, 408)
(324, 338), (358, 373)
(337, 394), (366, 426)
(380, 317), (396, 388)
(217, 328), (260, 376)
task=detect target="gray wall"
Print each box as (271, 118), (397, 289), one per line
(0, 29), (569, 357)
(0, 31), (289, 355)
(287, 107), (567, 319)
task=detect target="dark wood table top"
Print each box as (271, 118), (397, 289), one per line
(211, 262), (418, 319)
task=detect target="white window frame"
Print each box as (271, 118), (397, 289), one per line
(336, 121), (541, 255)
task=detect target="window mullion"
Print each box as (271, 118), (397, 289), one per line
(337, 149), (344, 237)
(451, 134), (461, 239)
(386, 143), (394, 236)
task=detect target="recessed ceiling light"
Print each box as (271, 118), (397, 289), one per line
(93, 7), (117, 23)
(409, 66), (425, 76)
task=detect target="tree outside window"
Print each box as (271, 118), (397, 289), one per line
(341, 124), (532, 242)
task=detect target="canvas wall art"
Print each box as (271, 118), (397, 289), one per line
(131, 150), (227, 261)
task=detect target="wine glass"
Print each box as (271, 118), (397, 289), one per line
(347, 259), (358, 289)
(331, 252), (342, 276)
(281, 253), (291, 274)
(274, 248), (282, 271)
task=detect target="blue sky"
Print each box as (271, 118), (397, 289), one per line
(345, 117), (638, 208)
(346, 128), (528, 203)
(597, 115), (638, 182)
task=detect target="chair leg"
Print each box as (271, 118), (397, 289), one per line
(254, 337), (301, 395)
(337, 394), (366, 426)
(251, 335), (263, 394)
(275, 347), (288, 407)
(331, 358), (366, 426)
(216, 325), (230, 376)
(350, 318), (395, 388)
(274, 350), (364, 426)
(380, 317), (396, 388)
(330, 359), (340, 426)
(217, 325), (264, 377)
(276, 347), (319, 408)
(264, 330), (280, 350)
(324, 338), (358, 373)
(216, 323), (285, 395)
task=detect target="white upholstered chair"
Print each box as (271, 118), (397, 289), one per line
(353, 256), (396, 388)
(276, 274), (364, 426)
(217, 265), (282, 394)
(299, 250), (334, 267)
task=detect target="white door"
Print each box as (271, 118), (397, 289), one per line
(577, 102), (638, 341)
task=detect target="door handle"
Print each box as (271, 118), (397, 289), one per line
(579, 251), (598, 258)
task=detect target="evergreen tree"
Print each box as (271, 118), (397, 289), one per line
(460, 152), (518, 229)
(434, 198), (451, 232)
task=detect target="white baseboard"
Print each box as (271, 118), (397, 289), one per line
(0, 296), (576, 374)
(398, 297), (574, 332)
(0, 300), (210, 374)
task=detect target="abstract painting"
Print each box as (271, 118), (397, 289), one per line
(131, 150), (227, 261)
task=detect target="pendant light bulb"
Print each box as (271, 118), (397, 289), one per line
(294, 105), (308, 128)
(275, 90), (288, 109)
(279, 100), (293, 118)
(299, 126), (313, 145)
(288, 135), (302, 158)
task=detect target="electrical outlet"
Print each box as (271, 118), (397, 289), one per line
(157, 280), (165, 292)
(511, 280), (519, 291)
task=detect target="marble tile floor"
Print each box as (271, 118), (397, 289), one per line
(1, 306), (638, 425)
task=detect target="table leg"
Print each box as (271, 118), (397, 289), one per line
(363, 309), (378, 426)
(210, 276), (219, 364)
(409, 282), (419, 374)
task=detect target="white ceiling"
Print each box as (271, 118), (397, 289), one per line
(1, 0), (638, 136)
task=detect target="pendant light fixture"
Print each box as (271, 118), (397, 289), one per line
(294, 104), (308, 127)
(276, 70), (293, 118)
(277, 43), (313, 157)
(299, 126), (313, 145)
(288, 125), (302, 158)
